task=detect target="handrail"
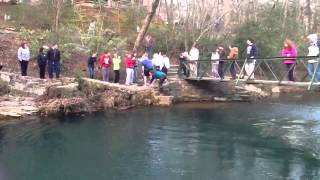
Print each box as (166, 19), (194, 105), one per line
(186, 56), (320, 62)
(178, 55), (320, 90)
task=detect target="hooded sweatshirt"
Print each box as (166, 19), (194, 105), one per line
(282, 47), (298, 64)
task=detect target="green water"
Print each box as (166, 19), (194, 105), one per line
(0, 102), (320, 180)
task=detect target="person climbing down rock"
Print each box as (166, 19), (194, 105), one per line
(150, 66), (167, 94)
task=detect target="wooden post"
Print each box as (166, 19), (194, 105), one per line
(308, 57), (320, 90)
(235, 58), (247, 86)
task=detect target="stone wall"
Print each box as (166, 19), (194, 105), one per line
(166, 79), (320, 103)
(166, 79), (253, 102)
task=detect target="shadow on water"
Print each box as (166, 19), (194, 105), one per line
(0, 100), (319, 179)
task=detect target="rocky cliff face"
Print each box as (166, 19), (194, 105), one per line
(0, 71), (174, 119)
(38, 78), (163, 115)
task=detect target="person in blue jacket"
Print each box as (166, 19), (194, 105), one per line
(140, 52), (154, 86)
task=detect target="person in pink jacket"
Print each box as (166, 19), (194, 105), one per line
(282, 39), (298, 81)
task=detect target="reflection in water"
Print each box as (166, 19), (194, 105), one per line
(0, 102), (319, 179)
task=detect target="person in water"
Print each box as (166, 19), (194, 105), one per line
(150, 66), (167, 94)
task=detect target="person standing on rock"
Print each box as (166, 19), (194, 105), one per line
(162, 52), (170, 75)
(132, 52), (139, 84)
(152, 53), (164, 72)
(140, 52), (153, 86)
(47, 43), (61, 79)
(17, 42), (30, 76)
(125, 53), (135, 85)
(37, 46), (48, 79)
(144, 34), (155, 59)
(113, 53), (121, 83)
(99, 50), (113, 82)
(87, 52), (97, 79)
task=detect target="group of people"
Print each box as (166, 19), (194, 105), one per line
(14, 33), (320, 89)
(17, 42), (61, 79)
(179, 35), (320, 82)
(179, 43), (243, 80)
(278, 34), (320, 82)
(86, 49), (170, 91)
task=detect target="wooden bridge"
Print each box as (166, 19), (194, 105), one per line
(179, 56), (320, 90)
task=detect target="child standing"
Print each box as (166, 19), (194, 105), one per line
(113, 53), (121, 83)
(88, 52), (97, 79)
(125, 54), (135, 85)
(99, 51), (113, 82)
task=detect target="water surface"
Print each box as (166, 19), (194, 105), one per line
(0, 101), (320, 180)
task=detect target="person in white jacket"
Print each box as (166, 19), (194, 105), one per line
(162, 52), (170, 74)
(152, 53), (165, 70)
(189, 44), (199, 77)
(307, 34), (320, 81)
(17, 42), (30, 76)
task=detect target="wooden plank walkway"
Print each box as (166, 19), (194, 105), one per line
(185, 77), (320, 87)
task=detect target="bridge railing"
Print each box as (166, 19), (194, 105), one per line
(178, 56), (320, 90)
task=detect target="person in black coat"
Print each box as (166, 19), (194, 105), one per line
(87, 52), (97, 79)
(47, 43), (61, 79)
(218, 46), (226, 80)
(37, 47), (48, 79)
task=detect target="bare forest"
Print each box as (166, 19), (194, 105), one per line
(1, 0), (320, 62)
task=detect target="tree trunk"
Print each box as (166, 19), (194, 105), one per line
(164, 0), (172, 26)
(132, 0), (160, 53)
(306, 0), (312, 33)
(55, 0), (63, 33)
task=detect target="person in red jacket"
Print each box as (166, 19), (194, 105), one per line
(99, 51), (113, 82)
(125, 53), (135, 85)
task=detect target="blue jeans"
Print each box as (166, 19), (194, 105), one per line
(230, 61), (236, 79)
(88, 66), (95, 79)
(48, 61), (60, 79)
(126, 68), (134, 85)
(286, 63), (295, 82)
(101, 67), (110, 82)
(133, 66), (138, 83)
(308, 63), (320, 81)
